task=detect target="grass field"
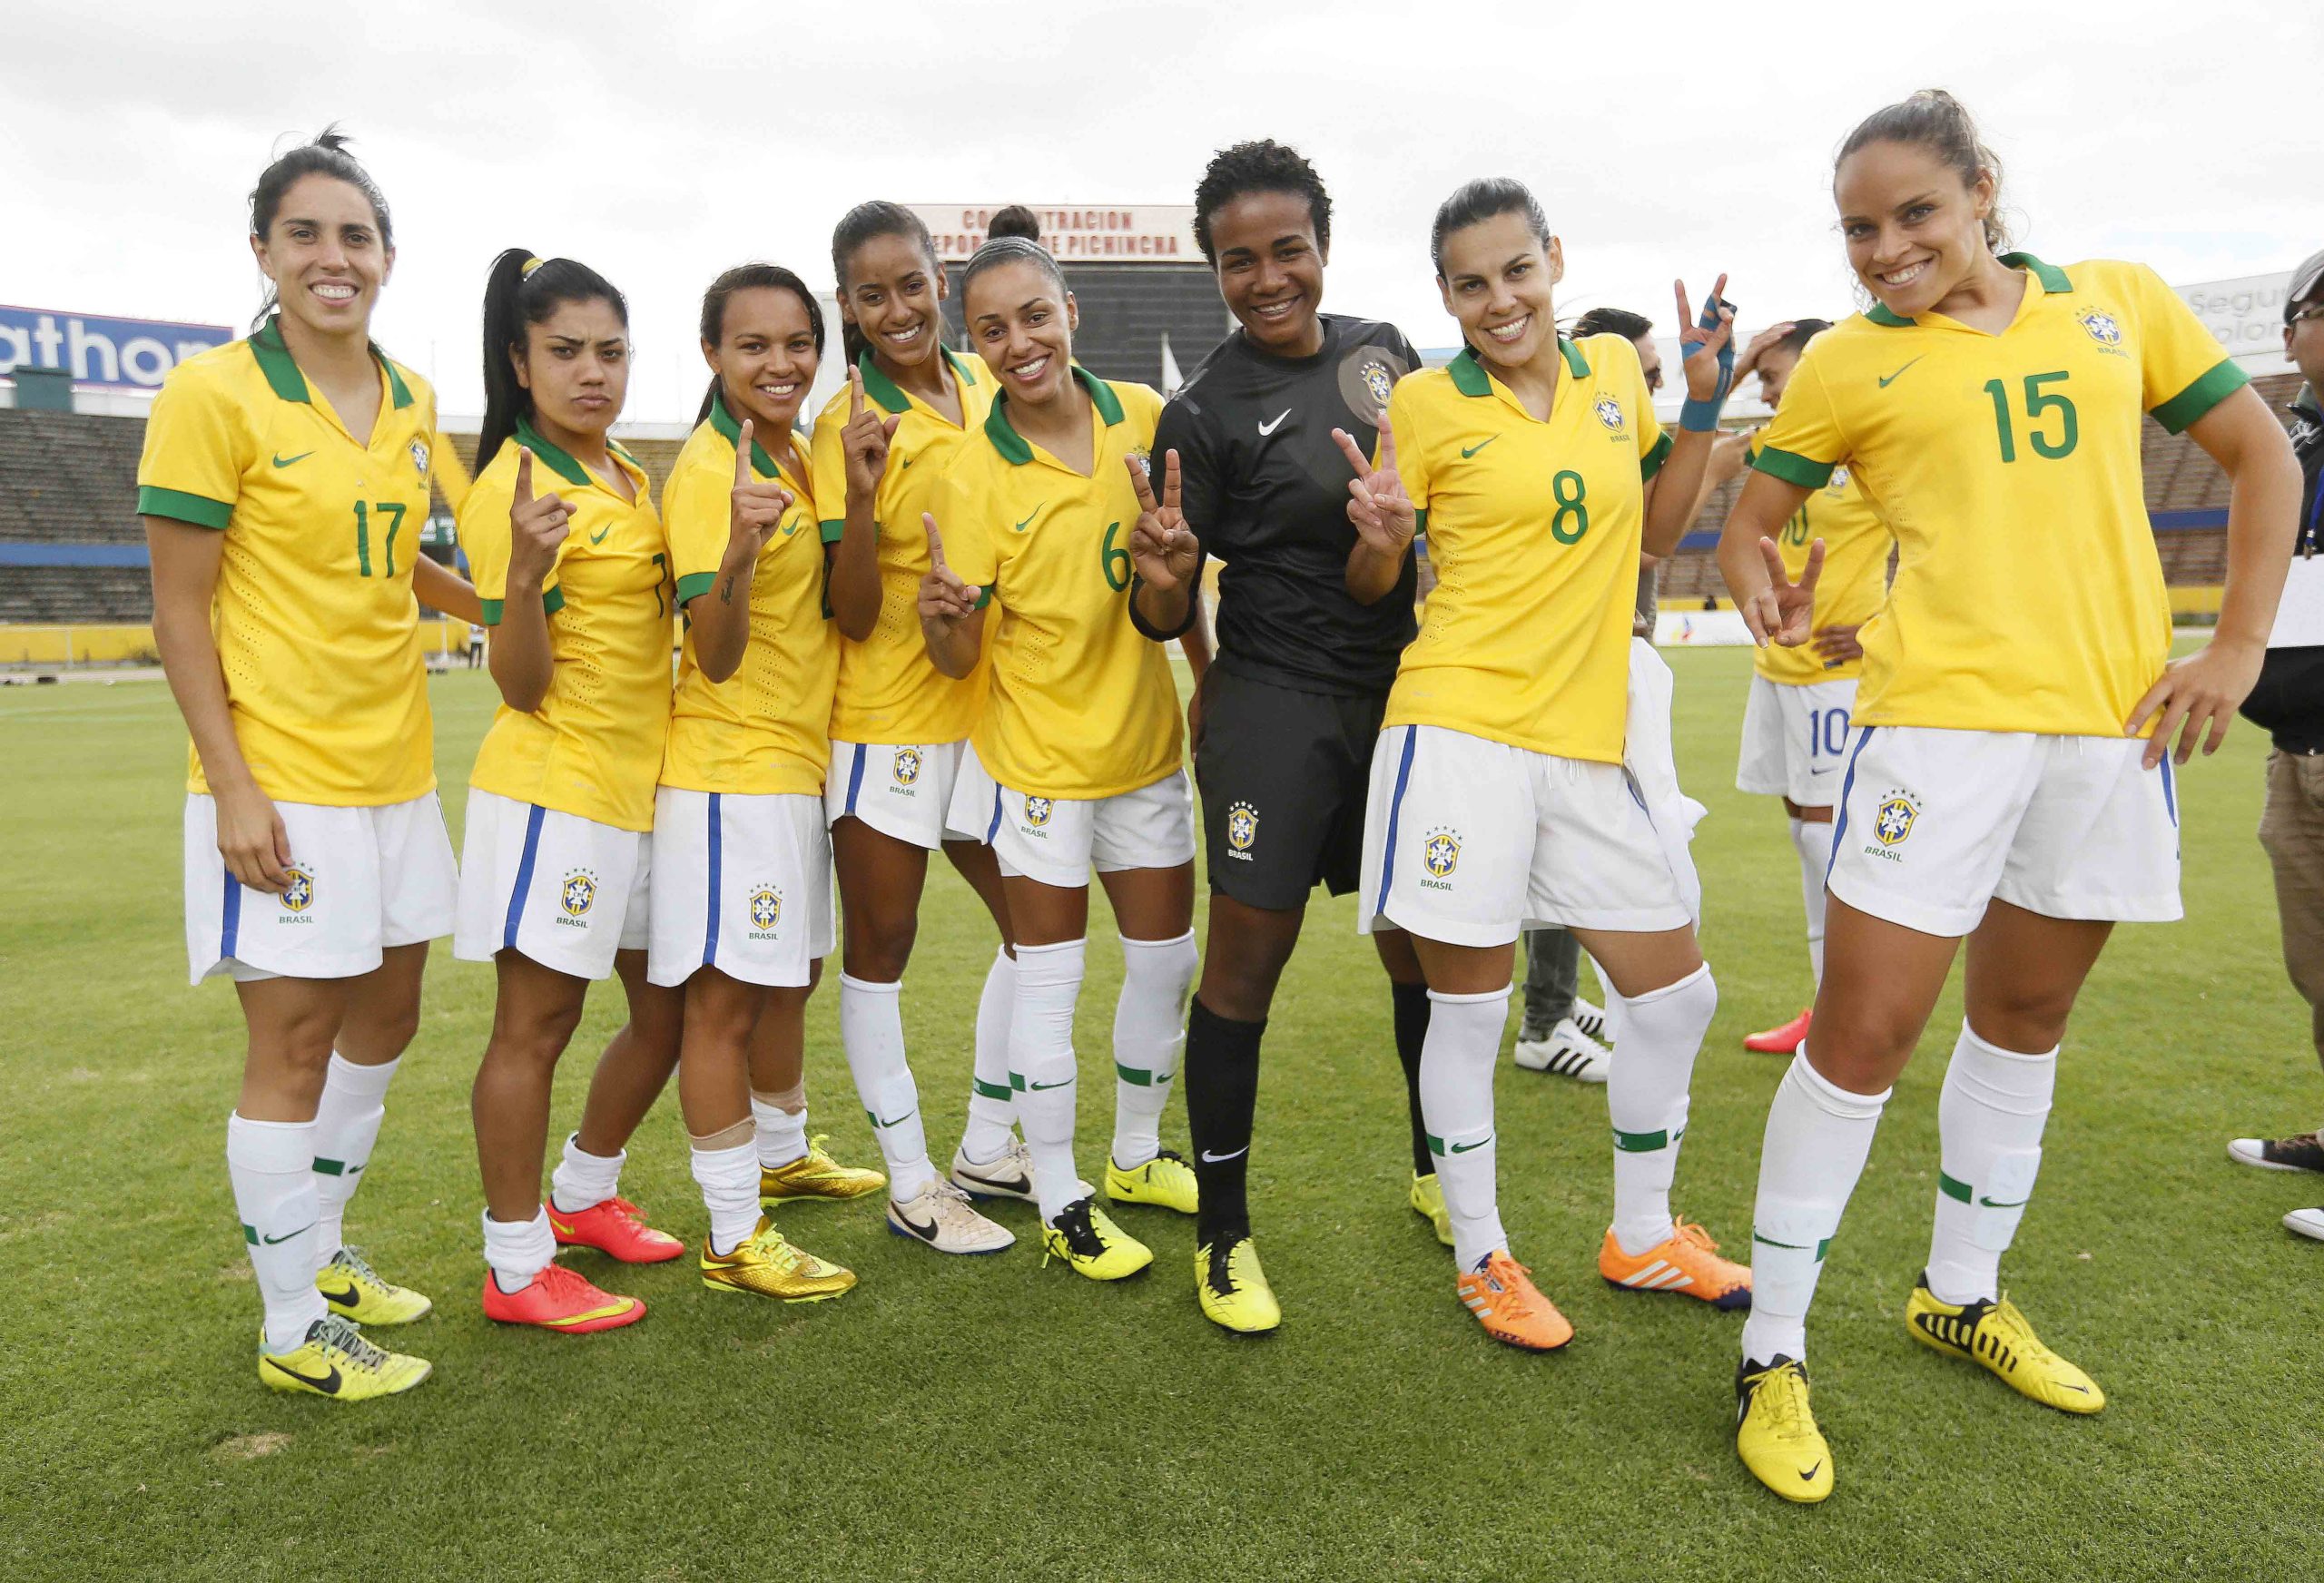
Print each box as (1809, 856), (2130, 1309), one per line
(5, 646), (2320, 1579)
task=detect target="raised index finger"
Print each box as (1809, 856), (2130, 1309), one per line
(1330, 427), (1372, 479)
(1673, 279), (1694, 334)
(734, 418), (757, 487)
(921, 510), (948, 569)
(1162, 447), (1181, 514)
(515, 446), (534, 505)
(849, 366), (865, 418)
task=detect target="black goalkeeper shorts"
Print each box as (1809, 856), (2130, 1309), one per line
(1195, 666), (1388, 910)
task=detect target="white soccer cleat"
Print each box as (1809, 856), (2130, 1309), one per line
(2284, 1208), (2324, 1243)
(887, 1177), (1015, 1255)
(950, 1136), (1038, 1203)
(1513, 1016), (1610, 1083)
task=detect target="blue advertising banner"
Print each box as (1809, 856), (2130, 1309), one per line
(0, 305), (235, 392)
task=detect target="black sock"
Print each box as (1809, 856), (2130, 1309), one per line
(1391, 980), (1433, 1177)
(1185, 997), (1265, 1247)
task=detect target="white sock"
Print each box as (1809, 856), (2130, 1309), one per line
(548, 1133), (625, 1214)
(838, 974), (935, 1201)
(1927, 1023), (2056, 1304)
(1011, 939), (1088, 1223)
(1419, 986), (1512, 1271)
(1740, 1051), (1891, 1364)
(963, 947), (1019, 1165)
(228, 1112), (330, 1353)
(309, 1052), (397, 1266)
(1791, 818), (1834, 988)
(1110, 930), (1196, 1171)
(481, 1205), (556, 1294)
(691, 1135), (763, 1256)
(1606, 964), (1718, 1256)
(752, 1097), (810, 1170)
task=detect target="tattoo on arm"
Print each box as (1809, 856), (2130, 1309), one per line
(720, 575), (736, 605)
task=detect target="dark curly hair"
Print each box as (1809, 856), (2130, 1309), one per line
(1192, 139), (1333, 266)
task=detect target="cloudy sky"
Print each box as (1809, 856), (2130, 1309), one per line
(10, 0), (2318, 423)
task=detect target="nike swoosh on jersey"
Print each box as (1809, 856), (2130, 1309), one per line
(1460, 436), (1499, 458)
(1199, 1147), (1249, 1164)
(1256, 409), (1292, 436)
(271, 451), (314, 467)
(1877, 356), (1925, 388)
(589, 525), (611, 545)
(1013, 505), (1044, 532)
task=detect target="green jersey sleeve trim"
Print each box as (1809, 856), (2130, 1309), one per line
(2150, 358), (2250, 435)
(540, 584), (566, 616)
(1751, 445), (1837, 489)
(136, 486), (232, 529)
(818, 517), (845, 545)
(478, 597), (505, 625)
(675, 571), (718, 605)
(972, 585), (993, 611)
(1412, 507), (1429, 536)
(1639, 431), (1673, 482)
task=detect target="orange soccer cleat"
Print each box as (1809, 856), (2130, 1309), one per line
(481, 1262), (646, 1334)
(1599, 1218), (1753, 1310)
(1455, 1251), (1575, 1352)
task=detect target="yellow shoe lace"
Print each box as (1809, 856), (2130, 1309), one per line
(1986, 1295), (2060, 1364)
(745, 1224), (804, 1272)
(1746, 1361), (1815, 1440)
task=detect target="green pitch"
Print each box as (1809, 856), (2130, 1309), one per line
(3, 648), (2317, 1578)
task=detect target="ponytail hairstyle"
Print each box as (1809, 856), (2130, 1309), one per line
(987, 205), (1041, 242)
(1430, 177), (1551, 277)
(478, 248), (629, 472)
(960, 236), (1068, 316)
(1837, 89), (2010, 252)
(830, 201), (941, 370)
(694, 263), (826, 425)
(246, 125), (392, 329)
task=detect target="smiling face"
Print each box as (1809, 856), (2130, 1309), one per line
(514, 297), (629, 441)
(1835, 139), (1996, 319)
(249, 172), (392, 338)
(707, 286), (819, 436)
(1436, 211), (1563, 375)
(965, 257), (1078, 408)
(839, 231), (947, 374)
(1206, 189), (1327, 358)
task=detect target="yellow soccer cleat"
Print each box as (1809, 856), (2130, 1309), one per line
(1195, 1235), (1282, 1334)
(1041, 1195), (1153, 1281)
(259, 1315), (431, 1401)
(701, 1217), (857, 1303)
(1905, 1277), (2104, 1413)
(1104, 1149), (1198, 1214)
(1409, 1171), (1453, 1247)
(761, 1135), (886, 1205)
(1736, 1355), (1833, 1503)
(317, 1245), (433, 1327)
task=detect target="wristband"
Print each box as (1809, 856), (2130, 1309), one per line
(1679, 293), (1737, 432)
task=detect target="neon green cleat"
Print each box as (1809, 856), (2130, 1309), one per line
(1736, 1355), (1833, 1503)
(1041, 1195), (1153, 1281)
(1105, 1149), (1198, 1214)
(1196, 1235), (1282, 1334)
(316, 1245), (432, 1326)
(1905, 1276), (2104, 1413)
(259, 1315), (431, 1401)
(1409, 1171), (1453, 1247)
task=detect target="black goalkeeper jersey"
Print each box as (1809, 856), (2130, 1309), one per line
(1155, 315), (1419, 695)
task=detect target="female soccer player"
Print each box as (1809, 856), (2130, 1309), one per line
(919, 237), (1202, 1282)
(1718, 91), (2299, 1503)
(1147, 139), (1436, 1332)
(142, 131), (473, 1399)
(643, 261), (952, 1287)
(454, 250), (697, 1332)
(1351, 178), (1749, 1354)
(808, 203), (1029, 1254)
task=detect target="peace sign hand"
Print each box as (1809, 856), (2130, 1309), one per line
(842, 366), (902, 497)
(1674, 273), (1738, 405)
(1126, 449), (1200, 592)
(916, 513), (981, 625)
(508, 447), (570, 586)
(1333, 425), (1416, 557)
(727, 417), (794, 564)
(1741, 536), (1824, 648)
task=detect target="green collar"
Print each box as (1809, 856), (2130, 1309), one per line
(1446, 338), (1588, 398)
(1866, 252), (2073, 329)
(514, 415), (635, 489)
(856, 345), (980, 415)
(248, 315), (413, 408)
(985, 364), (1125, 467)
(708, 388), (783, 479)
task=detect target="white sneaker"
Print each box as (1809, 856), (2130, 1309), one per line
(1512, 1017), (1610, 1083)
(950, 1136), (1038, 1203)
(887, 1178), (1014, 1255)
(1571, 998), (1610, 1044)
(2285, 1208), (2324, 1242)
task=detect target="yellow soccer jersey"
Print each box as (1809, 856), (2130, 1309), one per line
(460, 418), (672, 831)
(811, 348), (993, 744)
(1751, 441), (1891, 686)
(1752, 253), (2247, 736)
(661, 393), (838, 797)
(939, 369), (1182, 801)
(1382, 336), (1671, 764)
(136, 319), (439, 805)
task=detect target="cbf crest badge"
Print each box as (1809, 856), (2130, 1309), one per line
(1024, 796), (1055, 829)
(892, 748), (922, 787)
(1594, 395), (1626, 433)
(561, 870), (598, 918)
(1421, 826), (1461, 889)
(1359, 358), (1394, 413)
(2078, 310), (2126, 355)
(1872, 789), (1921, 849)
(748, 887), (783, 937)
(1226, 800), (1258, 856)
(409, 438), (430, 482)
(1827, 464), (1852, 495)
(280, 866), (315, 915)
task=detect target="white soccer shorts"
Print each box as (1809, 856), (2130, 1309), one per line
(825, 738), (980, 849)
(1736, 674), (1859, 809)
(184, 792), (457, 986)
(453, 788), (649, 981)
(1824, 725), (2181, 937)
(947, 744), (1196, 889)
(646, 787), (834, 988)
(1358, 723), (1694, 946)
